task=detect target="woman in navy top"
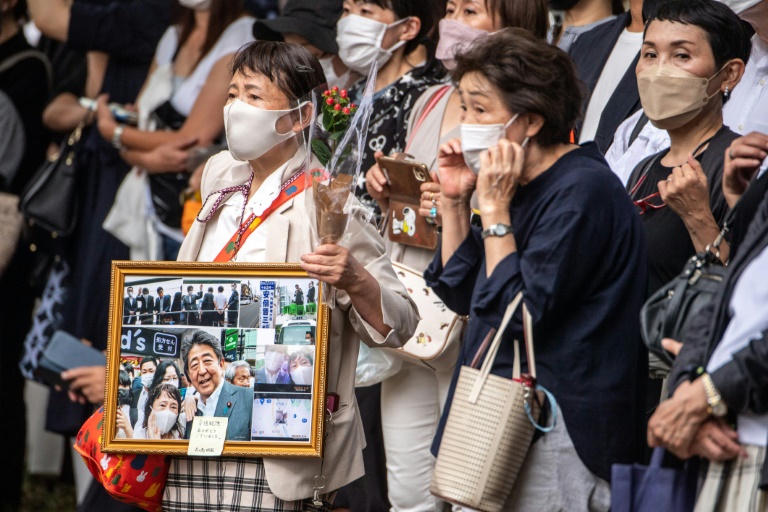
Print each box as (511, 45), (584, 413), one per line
(424, 29), (648, 510)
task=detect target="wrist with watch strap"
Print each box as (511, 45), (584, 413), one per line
(481, 223), (513, 239)
(112, 124), (125, 150)
(688, 366), (727, 417)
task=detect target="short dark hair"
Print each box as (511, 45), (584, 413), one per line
(157, 287), (164, 293)
(149, 361), (181, 390)
(142, 288), (149, 294)
(118, 370), (132, 388)
(231, 41), (326, 104)
(139, 356), (158, 372)
(122, 362), (135, 377)
(485, 0), (549, 39)
(452, 28), (583, 147)
(361, 0), (444, 58)
(180, 329), (224, 375)
(208, 287), (214, 293)
(218, 285), (224, 292)
(142, 383), (182, 432)
(187, 285), (194, 292)
(645, 0), (753, 69)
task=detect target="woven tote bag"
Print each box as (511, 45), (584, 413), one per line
(430, 292), (542, 511)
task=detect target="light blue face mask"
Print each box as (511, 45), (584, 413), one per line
(460, 113), (529, 174)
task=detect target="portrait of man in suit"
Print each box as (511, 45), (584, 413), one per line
(200, 286), (216, 327)
(306, 281), (315, 304)
(123, 286), (138, 325)
(227, 283), (239, 327)
(180, 329), (251, 441)
(137, 287), (155, 325)
(155, 287), (172, 324)
(182, 285), (200, 325)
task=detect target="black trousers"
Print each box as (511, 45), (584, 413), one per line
(333, 384), (390, 511)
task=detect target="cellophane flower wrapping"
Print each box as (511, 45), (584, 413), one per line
(304, 63), (377, 246)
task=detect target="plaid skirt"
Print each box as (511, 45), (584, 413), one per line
(163, 457), (336, 511)
(694, 444), (767, 512)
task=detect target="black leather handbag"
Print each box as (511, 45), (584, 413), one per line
(19, 123), (83, 236)
(640, 228), (728, 366)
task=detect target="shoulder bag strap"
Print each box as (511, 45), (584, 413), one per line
(404, 85), (451, 153)
(0, 50), (53, 91)
(469, 292), (526, 403)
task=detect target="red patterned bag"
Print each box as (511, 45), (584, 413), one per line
(74, 407), (170, 511)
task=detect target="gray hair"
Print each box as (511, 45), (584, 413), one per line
(180, 329), (223, 375)
(225, 360), (253, 382)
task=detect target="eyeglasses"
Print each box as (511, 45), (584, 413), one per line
(630, 174), (667, 216)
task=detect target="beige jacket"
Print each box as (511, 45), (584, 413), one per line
(177, 150), (420, 500)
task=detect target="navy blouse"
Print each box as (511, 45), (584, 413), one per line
(426, 144), (649, 481)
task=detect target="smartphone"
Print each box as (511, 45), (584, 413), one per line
(376, 155), (432, 199)
(79, 97), (139, 126)
(35, 330), (106, 389)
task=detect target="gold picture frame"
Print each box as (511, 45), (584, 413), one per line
(102, 261), (328, 458)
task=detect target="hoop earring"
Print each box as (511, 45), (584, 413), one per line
(723, 86), (731, 100)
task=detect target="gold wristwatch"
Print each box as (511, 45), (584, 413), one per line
(701, 373), (727, 417)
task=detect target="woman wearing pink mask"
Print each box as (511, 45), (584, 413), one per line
(363, 1), (547, 510)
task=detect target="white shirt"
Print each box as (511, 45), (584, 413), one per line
(155, 17), (255, 116)
(197, 151), (302, 262)
(198, 378), (225, 417)
(708, 244), (768, 446)
(580, 29), (644, 144)
(214, 293), (228, 309)
(606, 36), (768, 182)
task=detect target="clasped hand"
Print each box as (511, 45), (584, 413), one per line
(658, 155), (712, 223)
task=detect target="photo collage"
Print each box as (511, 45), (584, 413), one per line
(116, 275), (321, 443)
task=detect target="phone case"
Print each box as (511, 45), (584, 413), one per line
(35, 330), (106, 388)
(378, 155), (438, 250)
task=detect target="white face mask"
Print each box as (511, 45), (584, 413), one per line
(178, 0), (211, 11)
(166, 379), (179, 388)
(224, 99), (303, 162)
(336, 14), (409, 74)
(152, 408), (179, 435)
(290, 365), (314, 385)
(461, 114), (528, 174)
(128, 292), (133, 298)
(141, 373), (154, 388)
(265, 352), (284, 372)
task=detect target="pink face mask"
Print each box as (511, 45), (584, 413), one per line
(435, 19), (490, 71)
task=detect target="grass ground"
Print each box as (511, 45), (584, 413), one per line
(21, 473), (77, 512)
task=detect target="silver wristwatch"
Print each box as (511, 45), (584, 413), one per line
(481, 223), (513, 239)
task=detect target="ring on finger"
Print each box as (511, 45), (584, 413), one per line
(429, 192), (434, 202)
(431, 197), (437, 206)
(430, 206), (438, 218)
(426, 217), (435, 225)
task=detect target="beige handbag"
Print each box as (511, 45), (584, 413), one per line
(430, 292), (544, 511)
(387, 261), (466, 371)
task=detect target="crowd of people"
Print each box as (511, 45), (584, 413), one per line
(0, 0), (767, 510)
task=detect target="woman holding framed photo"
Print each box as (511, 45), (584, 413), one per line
(168, 40), (419, 511)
